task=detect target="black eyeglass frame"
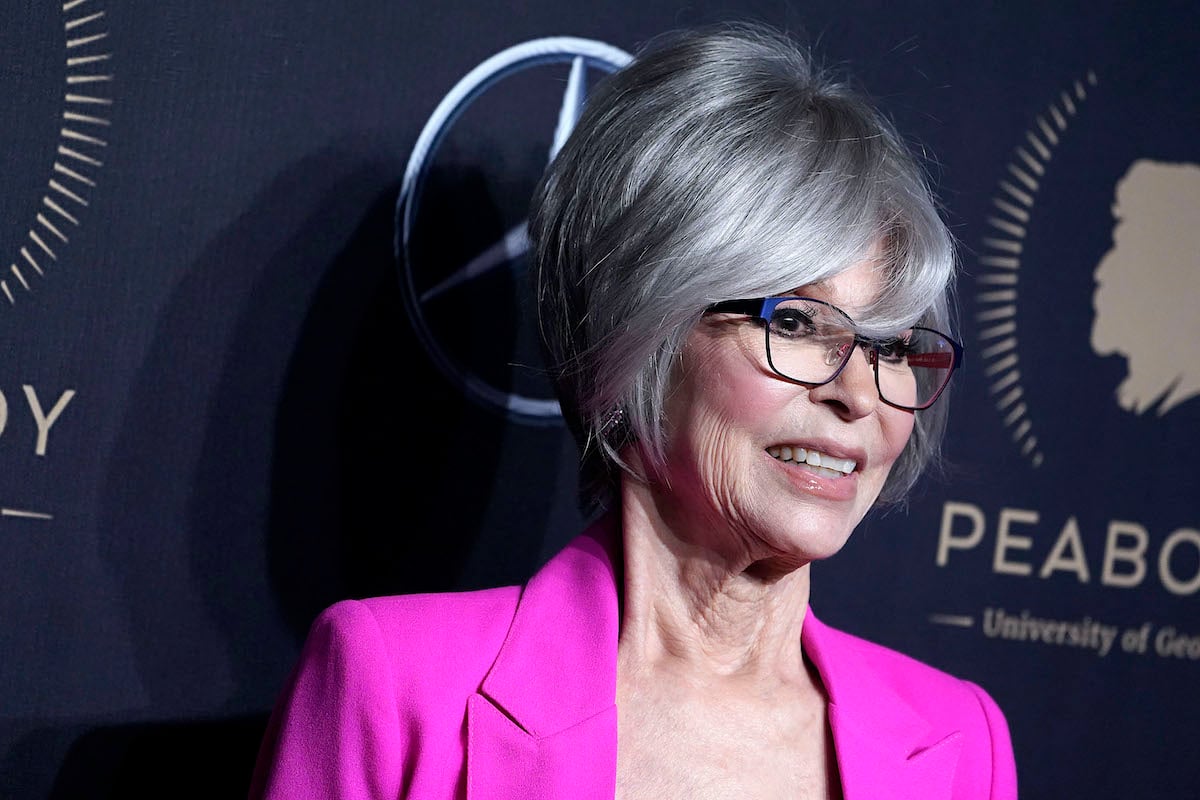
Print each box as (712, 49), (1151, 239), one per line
(704, 296), (965, 411)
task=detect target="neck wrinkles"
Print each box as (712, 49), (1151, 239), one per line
(616, 482), (814, 685)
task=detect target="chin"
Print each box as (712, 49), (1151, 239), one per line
(753, 518), (858, 570)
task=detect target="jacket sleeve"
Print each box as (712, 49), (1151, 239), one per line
(248, 599), (407, 800)
(964, 681), (1018, 799)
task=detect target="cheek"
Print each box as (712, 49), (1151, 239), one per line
(670, 332), (778, 434)
(686, 367), (792, 458)
(879, 408), (917, 467)
(669, 378), (749, 474)
(664, 356), (771, 490)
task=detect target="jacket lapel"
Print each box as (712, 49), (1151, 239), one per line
(804, 614), (962, 800)
(467, 517), (620, 800)
(465, 521), (961, 800)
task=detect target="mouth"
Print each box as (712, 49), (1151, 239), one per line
(766, 445), (857, 479)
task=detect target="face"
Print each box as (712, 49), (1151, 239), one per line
(648, 259), (916, 571)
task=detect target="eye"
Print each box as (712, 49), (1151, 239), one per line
(874, 334), (915, 364)
(770, 307), (819, 338)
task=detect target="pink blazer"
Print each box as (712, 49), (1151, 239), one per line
(250, 519), (1017, 799)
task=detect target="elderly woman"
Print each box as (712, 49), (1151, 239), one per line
(250, 23), (1017, 800)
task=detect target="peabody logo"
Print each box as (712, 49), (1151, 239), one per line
(1, 3), (113, 308)
(973, 72), (1200, 469)
(925, 47), (1200, 637)
(976, 75), (1200, 469)
(1091, 159), (1200, 415)
(395, 37), (632, 424)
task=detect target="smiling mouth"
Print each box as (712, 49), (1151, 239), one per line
(767, 446), (857, 479)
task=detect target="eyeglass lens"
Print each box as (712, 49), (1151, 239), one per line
(763, 298), (955, 409)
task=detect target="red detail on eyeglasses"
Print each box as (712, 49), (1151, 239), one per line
(906, 352), (955, 369)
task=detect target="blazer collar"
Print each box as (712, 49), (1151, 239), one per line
(479, 514), (620, 735)
(467, 515), (620, 800)
(468, 517), (960, 800)
(804, 613), (963, 800)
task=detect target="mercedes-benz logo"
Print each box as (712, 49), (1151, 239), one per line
(395, 37), (632, 424)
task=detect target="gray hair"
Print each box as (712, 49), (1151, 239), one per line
(529, 22), (957, 515)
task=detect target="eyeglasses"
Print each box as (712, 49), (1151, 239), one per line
(704, 296), (964, 410)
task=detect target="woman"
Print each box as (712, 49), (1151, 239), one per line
(250, 23), (1017, 800)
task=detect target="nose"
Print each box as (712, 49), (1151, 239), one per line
(807, 345), (879, 419)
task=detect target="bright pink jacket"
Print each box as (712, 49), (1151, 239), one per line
(250, 519), (1017, 799)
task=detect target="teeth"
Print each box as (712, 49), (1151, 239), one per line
(824, 455), (855, 474)
(768, 446), (856, 474)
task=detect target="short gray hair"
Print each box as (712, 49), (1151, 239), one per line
(529, 22), (957, 515)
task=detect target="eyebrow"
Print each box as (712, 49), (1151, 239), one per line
(786, 281), (827, 297)
(785, 281), (846, 310)
(792, 278), (884, 318)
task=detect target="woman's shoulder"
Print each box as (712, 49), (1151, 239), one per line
(304, 585), (523, 684)
(805, 612), (1010, 735)
(807, 613), (1017, 799)
(354, 585), (523, 638)
(251, 587), (524, 799)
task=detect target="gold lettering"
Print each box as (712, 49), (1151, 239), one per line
(936, 501), (986, 566)
(1100, 520), (1148, 588)
(23, 385), (76, 457)
(1158, 529), (1200, 596)
(993, 507), (1036, 576)
(1039, 516), (1090, 582)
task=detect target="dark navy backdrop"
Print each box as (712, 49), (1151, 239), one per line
(2, 2), (1196, 797)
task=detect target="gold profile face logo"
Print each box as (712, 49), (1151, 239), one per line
(1091, 160), (1200, 415)
(3, 2), (112, 308)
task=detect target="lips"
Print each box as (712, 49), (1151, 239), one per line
(766, 445), (857, 479)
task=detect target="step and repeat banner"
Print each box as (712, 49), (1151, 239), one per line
(2, 2), (1196, 797)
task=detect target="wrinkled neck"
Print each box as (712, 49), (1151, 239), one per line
(616, 476), (814, 686)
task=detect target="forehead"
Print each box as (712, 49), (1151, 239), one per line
(794, 258), (885, 318)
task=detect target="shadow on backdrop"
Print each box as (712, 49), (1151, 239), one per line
(6, 142), (539, 798)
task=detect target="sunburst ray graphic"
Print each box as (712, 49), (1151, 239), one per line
(976, 71), (1098, 469)
(3, 1), (112, 308)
